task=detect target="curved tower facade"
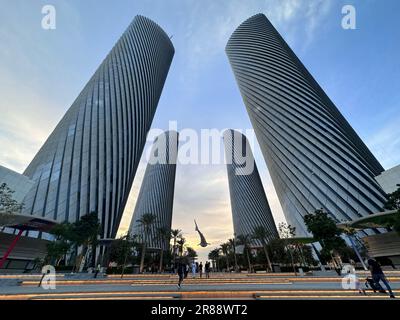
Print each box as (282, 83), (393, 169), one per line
(226, 14), (386, 236)
(223, 129), (278, 246)
(129, 131), (179, 251)
(22, 15), (174, 239)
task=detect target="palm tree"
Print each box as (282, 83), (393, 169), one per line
(120, 233), (137, 279)
(186, 247), (198, 262)
(220, 243), (231, 272)
(156, 227), (171, 273)
(236, 234), (253, 273)
(278, 222), (297, 275)
(171, 229), (182, 265)
(137, 213), (156, 273)
(228, 238), (239, 272)
(208, 248), (220, 271)
(253, 226), (274, 272)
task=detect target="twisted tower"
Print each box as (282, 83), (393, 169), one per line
(129, 131), (179, 251)
(223, 129), (278, 246)
(226, 14), (386, 236)
(22, 15), (174, 239)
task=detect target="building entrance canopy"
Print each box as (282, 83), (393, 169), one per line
(337, 210), (397, 230)
(0, 213), (57, 232)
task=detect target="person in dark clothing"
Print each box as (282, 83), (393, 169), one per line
(93, 264), (101, 278)
(184, 263), (189, 279)
(205, 261), (210, 279)
(199, 262), (203, 278)
(367, 258), (395, 298)
(177, 261), (186, 289)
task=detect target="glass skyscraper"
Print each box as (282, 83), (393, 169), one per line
(223, 129), (278, 245)
(22, 15), (175, 239)
(129, 131), (179, 251)
(226, 14), (386, 236)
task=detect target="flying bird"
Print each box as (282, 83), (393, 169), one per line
(194, 220), (210, 248)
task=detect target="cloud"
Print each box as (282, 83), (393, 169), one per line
(303, 0), (333, 49)
(177, 0), (334, 81)
(0, 1), (85, 172)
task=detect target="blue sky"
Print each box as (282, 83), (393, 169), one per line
(0, 0), (399, 262)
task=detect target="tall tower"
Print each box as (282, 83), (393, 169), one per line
(223, 129), (278, 246)
(226, 14), (386, 236)
(129, 131), (178, 251)
(22, 15), (175, 239)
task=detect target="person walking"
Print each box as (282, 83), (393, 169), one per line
(199, 262), (203, 279)
(93, 264), (101, 278)
(367, 258), (395, 298)
(184, 263), (189, 279)
(191, 261), (197, 278)
(177, 260), (186, 289)
(205, 261), (210, 279)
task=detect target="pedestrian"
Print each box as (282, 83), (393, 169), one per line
(191, 261), (197, 278)
(205, 261), (210, 279)
(93, 264), (101, 278)
(367, 258), (395, 298)
(177, 260), (185, 289)
(184, 263), (189, 278)
(199, 262), (203, 278)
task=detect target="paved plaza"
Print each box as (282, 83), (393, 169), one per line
(1, 271), (399, 300)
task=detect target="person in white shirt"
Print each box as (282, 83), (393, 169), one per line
(191, 262), (197, 278)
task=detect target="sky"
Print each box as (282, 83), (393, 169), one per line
(0, 0), (399, 263)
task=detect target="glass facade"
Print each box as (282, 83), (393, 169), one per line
(226, 14), (387, 236)
(22, 15), (175, 239)
(223, 130), (278, 246)
(129, 131), (179, 251)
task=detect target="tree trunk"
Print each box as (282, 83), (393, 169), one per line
(172, 237), (176, 269)
(288, 246), (297, 275)
(297, 245), (307, 267)
(225, 255), (230, 272)
(263, 244), (273, 272)
(233, 247), (238, 272)
(76, 245), (88, 272)
(121, 246), (129, 279)
(246, 249), (252, 273)
(91, 242), (97, 268)
(172, 238), (177, 267)
(159, 249), (164, 273)
(139, 243), (147, 273)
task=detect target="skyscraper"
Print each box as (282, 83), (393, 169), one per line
(129, 131), (179, 251)
(226, 14), (386, 236)
(223, 129), (278, 245)
(22, 15), (174, 239)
